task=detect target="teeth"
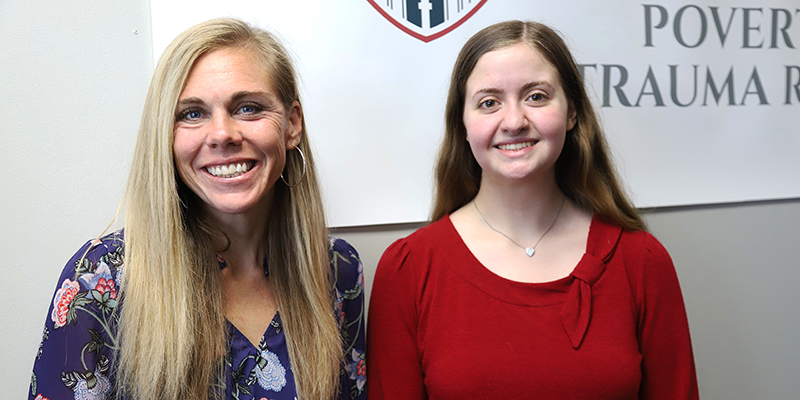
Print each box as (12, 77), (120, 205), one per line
(206, 162), (253, 178)
(498, 141), (534, 151)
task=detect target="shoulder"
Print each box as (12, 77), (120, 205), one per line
(329, 237), (361, 272)
(57, 230), (125, 296)
(636, 231), (678, 286)
(612, 228), (682, 303)
(33, 231), (123, 400)
(329, 237), (363, 292)
(617, 228), (673, 270)
(329, 236), (359, 261)
(378, 218), (453, 270)
(373, 218), (458, 291)
(588, 213), (671, 268)
(329, 237), (366, 334)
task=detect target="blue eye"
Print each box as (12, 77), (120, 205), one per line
(178, 108), (204, 121)
(238, 103), (263, 114)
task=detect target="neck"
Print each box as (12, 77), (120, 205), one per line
(473, 172), (565, 237)
(203, 196), (272, 271)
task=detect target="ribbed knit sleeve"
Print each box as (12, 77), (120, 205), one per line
(636, 234), (699, 399)
(366, 238), (428, 400)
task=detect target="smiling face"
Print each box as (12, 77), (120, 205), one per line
(463, 42), (576, 186)
(173, 47), (302, 220)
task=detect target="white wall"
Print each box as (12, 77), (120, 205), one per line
(2, 1), (798, 399)
(0, 1), (152, 398)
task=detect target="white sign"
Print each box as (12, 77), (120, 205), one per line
(151, 1), (800, 227)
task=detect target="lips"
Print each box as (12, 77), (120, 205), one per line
(204, 161), (255, 178)
(496, 141), (536, 151)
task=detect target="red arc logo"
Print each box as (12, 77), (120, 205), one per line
(368, 0), (487, 43)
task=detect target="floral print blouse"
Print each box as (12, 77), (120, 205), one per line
(29, 230), (366, 400)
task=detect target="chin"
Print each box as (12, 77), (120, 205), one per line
(499, 167), (538, 180)
(203, 196), (267, 217)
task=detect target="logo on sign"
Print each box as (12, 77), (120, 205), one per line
(368, 0), (487, 43)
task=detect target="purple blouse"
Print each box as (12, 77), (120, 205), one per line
(29, 230), (366, 400)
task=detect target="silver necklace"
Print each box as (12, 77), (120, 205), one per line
(473, 196), (565, 257)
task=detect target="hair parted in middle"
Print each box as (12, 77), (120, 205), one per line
(119, 18), (340, 400)
(431, 20), (644, 231)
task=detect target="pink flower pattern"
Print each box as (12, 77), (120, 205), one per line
(32, 232), (365, 400)
(79, 263), (116, 300)
(51, 279), (79, 328)
(345, 348), (366, 392)
(95, 277), (116, 299)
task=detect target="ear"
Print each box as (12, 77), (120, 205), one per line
(285, 100), (303, 149)
(566, 106), (577, 131)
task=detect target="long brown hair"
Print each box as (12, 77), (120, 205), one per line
(431, 20), (644, 231)
(118, 18), (340, 399)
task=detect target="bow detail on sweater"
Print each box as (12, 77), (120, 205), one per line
(560, 220), (622, 349)
(560, 254), (607, 349)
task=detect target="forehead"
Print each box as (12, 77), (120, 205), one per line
(466, 43), (561, 91)
(181, 47), (274, 96)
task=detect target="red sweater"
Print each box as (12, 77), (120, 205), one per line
(367, 215), (698, 399)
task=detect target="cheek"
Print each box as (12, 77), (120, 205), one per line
(464, 129), (487, 162)
(257, 119), (289, 150)
(465, 129), (491, 169)
(536, 109), (571, 140)
(172, 132), (200, 176)
(463, 115), (494, 145)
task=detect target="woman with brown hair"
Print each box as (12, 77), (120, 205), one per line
(368, 20), (697, 399)
(30, 18), (365, 400)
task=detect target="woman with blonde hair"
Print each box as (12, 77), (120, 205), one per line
(368, 20), (697, 399)
(30, 18), (366, 400)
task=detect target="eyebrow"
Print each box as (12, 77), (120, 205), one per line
(230, 91), (276, 104)
(472, 80), (554, 97)
(176, 97), (205, 106)
(521, 80), (554, 92)
(176, 91), (279, 107)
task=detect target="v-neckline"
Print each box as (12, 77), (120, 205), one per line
(227, 310), (282, 351)
(218, 252), (277, 349)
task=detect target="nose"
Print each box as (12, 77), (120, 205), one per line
(499, 103), (529, 135)
(206, 112), (242, 148)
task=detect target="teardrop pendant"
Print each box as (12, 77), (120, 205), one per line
(525, 248), (535, 257)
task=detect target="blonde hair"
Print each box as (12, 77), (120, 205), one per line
(431, 20), (645, 231)
(118, 18), (339, 399)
